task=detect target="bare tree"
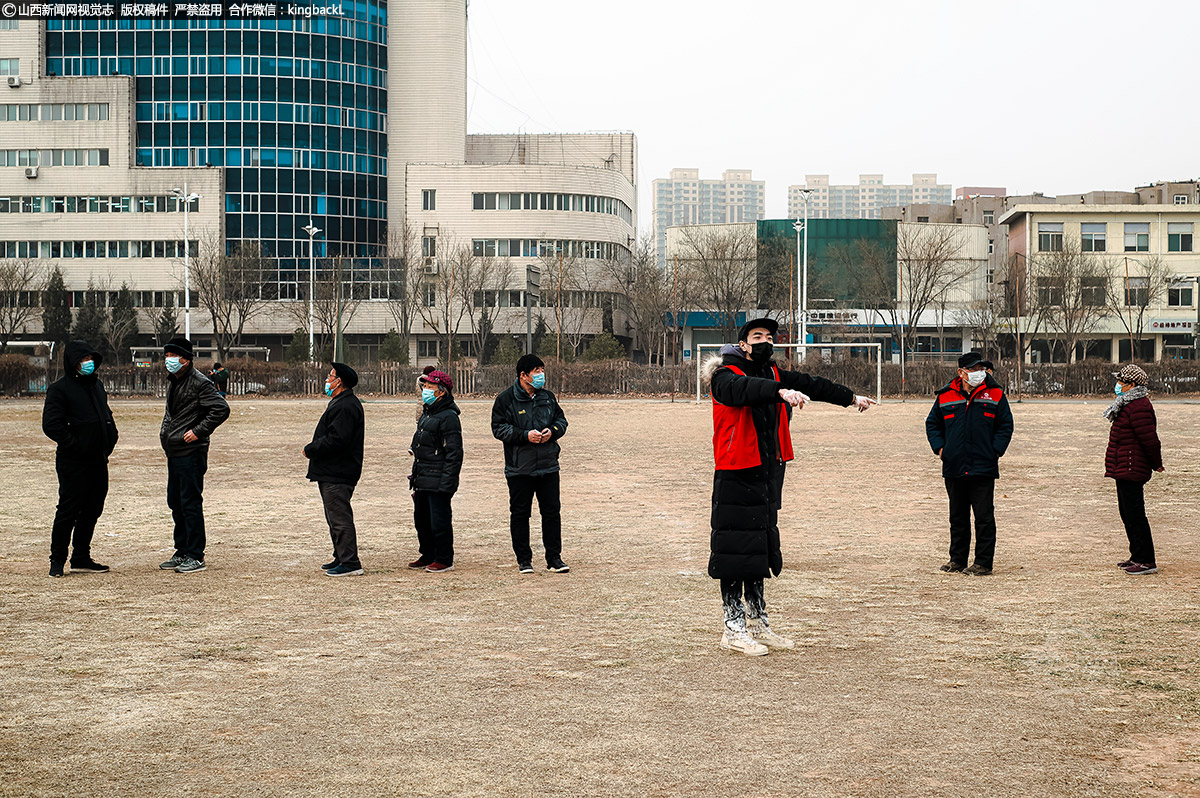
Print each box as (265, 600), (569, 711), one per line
(102, 282), (139, 364)
(673, 224), (758, 343)
(1026, 239), (1112, 363)
(1108, 254), (1174, 360)
(829, 239), (899, 351)
(382, 221), (422, 363)
(894, 224), (975, 360)
(598, 233), (674, 364)
(455, 249), (513, 364)
(188, 232), (277, 361)
(0, 258), (46, 354)
(282, 255), (366, 360)
(414, 233), (472, 367)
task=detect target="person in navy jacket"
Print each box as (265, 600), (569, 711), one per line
(926, 351), (1014, 576)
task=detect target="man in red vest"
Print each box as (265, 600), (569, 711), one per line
(703, 318), (876, 656)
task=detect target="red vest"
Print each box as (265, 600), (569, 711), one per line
(712, 364), (794, 470)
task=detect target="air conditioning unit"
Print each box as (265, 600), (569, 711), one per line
(24, 166), (38, 179)
(6, 76), (21, 88)
(423, 258), (439, 275)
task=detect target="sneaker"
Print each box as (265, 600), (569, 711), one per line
(425, 562), (454, 573)
(174, 557), (207, 574)
(1124, 562), (1158, 575)
(69, 559), (109, 573)
(321, 560), (339, 571)
(964, 563), (992, 576)
(160, 554), (185, 570)
(408, 557), (432, 570)
(326, 563), (364, 577)
(748, 623), (795, 649)
(719, 629), (769, 657)
(517, 561), (534, 574)
(1117, 559), (1134, 569)
(939, 560), (966, 573)
(546, 557), (570, 573)
(49, 562), (64, 578)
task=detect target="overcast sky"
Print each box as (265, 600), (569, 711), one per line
(464, 0), (1200, 228)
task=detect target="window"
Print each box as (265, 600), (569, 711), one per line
(1168, 281), (1194, 307)
(0, 60), (18, 77)
(916, 216), (929, 223)
(1124, 276), (1150, 307)
(417, 340), (439, 358)
(1081, 223), (1106, 252)
(423, 284), (436, 307)
(988, 239), (995, 254)
(982, 210), (995, 225)
(1174, 195), (1189, 205)
(1037, 277), (1064, 306)
(422, 236), (436, 258)
(1124, 222), (1149, 252)
(1168, 222), (1193, 252)
(1038, 222), (1063, 252)
(1081, 277), (1108, 307)
(422, 189), (436, 211)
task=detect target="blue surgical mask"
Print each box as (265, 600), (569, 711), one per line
(422, 387), (437, 405)
(324, 381), (334, 397)
(78, 360), (95, 376)
(531, 372), (546, 389)
(1114, 382), (1123, 396)
(165, 356), (183, 374)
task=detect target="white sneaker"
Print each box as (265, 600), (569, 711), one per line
(719, 629), (769, 657)
(748, 623), (795, 649)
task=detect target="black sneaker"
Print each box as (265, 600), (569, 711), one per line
(69, 559), (110, 573)
(321, 560), (339, 570)
(49, 562), (64, 578)
(517, 560), (534, 574)
(326, 563), (364, 577)
(174, 557), (207, 574)
(939, 560), (966, 573)
(160, 554), (185, 570)
(964, 563), (993, 576)
(546, 557), (570, 574)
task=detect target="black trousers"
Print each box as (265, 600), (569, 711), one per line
(319, 482), (360, 568)
(413, 489), (454, 565)
(1116, 479), (1155, 564)
(945, 475), (996, 569)
(507, 471), (562, 564)
(50, 460), (108, 565)
(167, 450), (208, 561)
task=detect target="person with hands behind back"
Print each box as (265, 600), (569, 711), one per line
(304, 362), (365, 577)
(1103, 364), (1164, 576)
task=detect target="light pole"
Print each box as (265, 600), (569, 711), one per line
(172, 185), (200, 340)
(302, 221), (321, 362)
(793, 189), (814, 361)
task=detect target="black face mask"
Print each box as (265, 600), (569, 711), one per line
(749, 342), (774, 364)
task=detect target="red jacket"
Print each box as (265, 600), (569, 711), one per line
(1104, 396), (1163, 482)
(711, 364), (793, 470)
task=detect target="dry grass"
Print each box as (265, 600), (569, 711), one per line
(1, 396), (1198, 797)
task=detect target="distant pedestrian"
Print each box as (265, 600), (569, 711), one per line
(41, 340), (119, 578)
(925, 351), (1014, 576)
(208, 362), (230, 397)
(158, 337), (230, 574)
(491, 354), (570, 574)
(1104, 364), (1164, 576)
(304, 362), (365, 577)
(407, 367), (462, 573)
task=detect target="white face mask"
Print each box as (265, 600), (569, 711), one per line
(963, 370), (986, 388)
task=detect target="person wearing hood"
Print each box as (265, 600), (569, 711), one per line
(304, 362), (366, 577)
(406, 367), (463, 573)
(491, 353), (570, 574)
(702, 318), (876, 656)
(41, 340), (119, 578)
(158, 337), (230, 574)
(925, 351), (1014, 577)
(1103, 364), (1164, 576)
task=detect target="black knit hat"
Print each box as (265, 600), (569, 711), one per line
(164, 336), (194, 360)
(738, 317), (778, 342)
(331, 361), (359, 389)
(516, 353), (544, 375)
(958, 351), (984, 369)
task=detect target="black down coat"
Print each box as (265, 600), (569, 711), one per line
(707, 347), (857, 580)
(409, 394), (463, 494)
(491, 380), (568, 477)
(305, 390), (365, 486)
(1104, 396), (1162, 482)
(42, 340), (118, 464)
(160, 364), (230, 458)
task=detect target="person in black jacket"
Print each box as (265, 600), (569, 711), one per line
(925, 351), (1015, 576)
(304, 361), (365, 577)
(407, 367), (462, 573)
(208, 362), (230, 397)
(158, 337), (230, 574)
(702, 318), (875, 656)
(41, 340), (119, 578)
(491, 353), (570, 574)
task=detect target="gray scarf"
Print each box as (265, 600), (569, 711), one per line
(1102, 385), (1148, 423)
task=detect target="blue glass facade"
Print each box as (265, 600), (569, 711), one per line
(45, 13), (387, 299)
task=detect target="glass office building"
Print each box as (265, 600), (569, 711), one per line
(44, 13), (387, 299)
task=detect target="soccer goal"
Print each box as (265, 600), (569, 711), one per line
(694, 342), (883, 405)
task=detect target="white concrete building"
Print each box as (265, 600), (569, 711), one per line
(652, 168), (765, 268)
(789, 174), (951, 220)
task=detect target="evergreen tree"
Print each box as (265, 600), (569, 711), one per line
(285, 328), (310, 364)
(377, 328), (408, 363)
(42, 267), (72, 350)
(582, 331), (626, 362)
(531, 314), (548, 355)
(71, 283), (108, 356)
(154, 293), (178, 347)
(493, 335), (521, 367)
(106, 282), (139, 363)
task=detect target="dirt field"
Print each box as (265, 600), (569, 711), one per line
(1, 395), (1198, 797)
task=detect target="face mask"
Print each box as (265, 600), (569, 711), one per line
(749, 342), (774, 364)
(78, 360), (95, 376)
(531, 373), (546, 389)
(165, 356), (183, 374)
(422, 387), (437, 405)
(1114, 383), (1124, 396)
(964, 370), (986, 388)
(324, 381), (335, 397)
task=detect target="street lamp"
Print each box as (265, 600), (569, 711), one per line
(793, 189), (814, 361)
(172, 185), (201, 339)
(302, 221), (321, 362)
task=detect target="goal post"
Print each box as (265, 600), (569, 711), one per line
(694, 342), (883, 405)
